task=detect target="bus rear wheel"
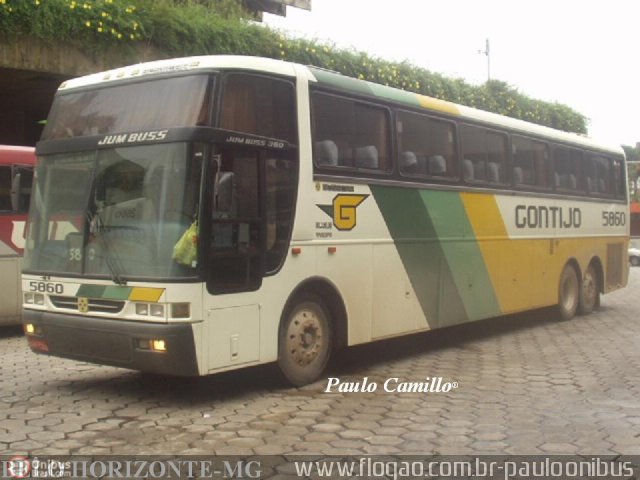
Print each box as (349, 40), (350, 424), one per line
(557, 264), (579, 321)
(278, 294), (332, 386)
(578, 264), (599, 315)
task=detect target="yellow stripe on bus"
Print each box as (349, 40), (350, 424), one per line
(129, 287), (165, 302)
(460, 192), (551, 314)
(417, 95), (460, 116)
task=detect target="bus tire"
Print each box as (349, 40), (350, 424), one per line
(278, 293), (333, 386)
(578, 263), (599, 315)
(556, 264), (579, 321)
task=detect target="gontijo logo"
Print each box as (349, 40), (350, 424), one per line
(318, 194), (368, 231)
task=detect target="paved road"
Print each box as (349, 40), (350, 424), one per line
(1, 269), (639, 456)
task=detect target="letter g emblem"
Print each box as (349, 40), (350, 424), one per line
(333, 194), (368, 231)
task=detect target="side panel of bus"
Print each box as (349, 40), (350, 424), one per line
(0, 150), (34, 326)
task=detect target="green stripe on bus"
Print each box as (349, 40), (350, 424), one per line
(418, 190), (501, 321)
(368, 83), (422, 108)
(76, 284), (106, 299)
(310, 68), (374, 97)
(370, 186), (469, 327)
(371, 186), (502, 327)
(102, 286), (133, 301)
(76, 284), (132, 300)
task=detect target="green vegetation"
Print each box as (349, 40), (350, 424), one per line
(0, 0), (588, 133)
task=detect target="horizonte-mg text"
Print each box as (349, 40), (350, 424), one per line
(324, 376), (458, 393)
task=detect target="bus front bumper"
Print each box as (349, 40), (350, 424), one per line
(22, 309), (199, 376)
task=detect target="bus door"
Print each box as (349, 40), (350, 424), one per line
(201, 141), (297, 371)
(203, 146), (265, 371)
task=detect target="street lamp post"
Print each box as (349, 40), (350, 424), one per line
(478, 38), (490, 82)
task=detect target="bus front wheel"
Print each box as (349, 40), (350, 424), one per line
(557, 264), (579, 321)
(278, 294), (333, 386)
(578, 264), (599, 315)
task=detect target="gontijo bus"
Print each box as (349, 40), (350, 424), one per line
(1, 145), (35, 326)
(22, 56), (629, 385)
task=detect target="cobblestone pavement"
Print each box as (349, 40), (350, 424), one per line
(1, 269), (639, 456)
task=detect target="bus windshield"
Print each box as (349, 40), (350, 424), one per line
(24, 143), (203, 280)
(41, 75), (211, 139)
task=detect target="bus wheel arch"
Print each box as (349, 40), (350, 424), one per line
(578, 257), (602, 315)
(556, 260), (580, 321)
(277, 277), (347, 386)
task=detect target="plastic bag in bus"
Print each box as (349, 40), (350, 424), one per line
(172, 221), (198, 267)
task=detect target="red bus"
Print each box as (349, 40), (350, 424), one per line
(0, 145), (35, 326)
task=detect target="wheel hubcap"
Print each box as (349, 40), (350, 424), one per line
(286, 308), (323, 367)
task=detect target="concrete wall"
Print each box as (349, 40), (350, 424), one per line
(0, 37), (164, 146)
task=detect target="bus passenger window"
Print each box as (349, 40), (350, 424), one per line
(0, 166), (10, 211)
(312, 92), (391, 172)
(397, 111), (458, 179)
(513, 136), (550, 188)
(553, 146), (583, 192)
(15, 167), (34, 212)
(586, 154), (612, 195)
(220, 74), (296, 144)
(612, 158), (625, 198)
(460, 124), (507, 184)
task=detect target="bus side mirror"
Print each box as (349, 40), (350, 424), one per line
(213, 171), (235, 217)
(10, 171), (21, 212)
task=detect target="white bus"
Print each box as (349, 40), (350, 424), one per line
(0, 145), (35, 326)
(22, 56), (628, 385)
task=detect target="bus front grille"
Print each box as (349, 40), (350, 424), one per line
(49, 296), (126, 314)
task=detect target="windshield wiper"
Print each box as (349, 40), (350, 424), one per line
(87, 210), (127, 286)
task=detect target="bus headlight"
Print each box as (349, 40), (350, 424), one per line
(151, 339), (167, 352)
(171, 303), (190, 319)
(135, 303), (149, 316)
(25, 293), (45, 305)
(134, 302), (184, 319)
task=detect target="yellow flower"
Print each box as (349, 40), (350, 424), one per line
(85, 20), (91, 27)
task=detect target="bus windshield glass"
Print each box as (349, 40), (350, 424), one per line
(41, 75), (211, 139)
(24, 143), (203, 280)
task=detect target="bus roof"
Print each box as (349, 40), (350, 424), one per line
(56, 55), (622, 156)
(57, 55), (300, 92)
(0, 145), (36, 166)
